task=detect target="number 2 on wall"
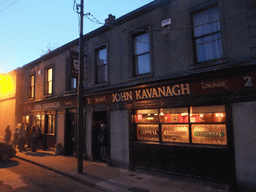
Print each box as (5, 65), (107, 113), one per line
(243, 76), (253, 87)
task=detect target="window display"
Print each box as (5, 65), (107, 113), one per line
(137, 124), (159, 141)
(162, 124), (189, 143)
(134, 105), (227, 146)
(192, 124), (227, 145)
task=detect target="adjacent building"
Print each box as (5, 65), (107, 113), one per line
(10, 0), (256, 190)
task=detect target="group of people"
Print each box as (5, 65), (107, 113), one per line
(4, 123), (46, 152)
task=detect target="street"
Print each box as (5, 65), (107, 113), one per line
(0, 158), (104, 192)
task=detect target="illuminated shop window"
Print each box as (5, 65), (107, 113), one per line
(160, 108), (188, 123)
(46, 114), (55, 134)
(134, 105), (227, 145)
(134, 109), (159, 123)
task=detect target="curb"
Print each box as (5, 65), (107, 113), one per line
(16, 156), (97, 189)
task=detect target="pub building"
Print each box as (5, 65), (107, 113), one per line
(85, 65), (256, 185)
(21, 96), (78, 153)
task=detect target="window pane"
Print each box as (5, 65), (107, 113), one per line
(48, 81), (52, 94)
(97, 65), (106, 83)
(98, 48), (107, 65)
(70, 78), (77, 89)
(52, 115), (55, 134)
(31, 75), (34, 86)
(48, 68), (52, 81)
(31, 87), (34, 98)
(48, 115), (52, 134)
(134, 33), (149, 55)
(192, 124), (227, 145)
(196, 33), (223, 62)
(134, 109), (159, 123)
(137, 124), (159, 141)
(193, 7), (220, 37)
(160, 108), (189, 123)
(190, 105), (226, 123)
(162, 124), (189, 143)
(135, 53), (150, 75)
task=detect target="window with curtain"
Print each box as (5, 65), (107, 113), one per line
(134, 33), (151, 75)
(192, 6), (223, 63)
(96, 46), (107, 84)
(45, 67), (53, 95)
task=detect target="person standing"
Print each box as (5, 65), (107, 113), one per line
(29, 125), (38, 152)
(98, 123), (107, 162)
(12, 128), (19, 148)
(18, 123), (26, 152)
(4, 125), (12, 144)
(25, 123), (31, 149)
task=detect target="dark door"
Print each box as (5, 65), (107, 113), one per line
(92, 111), (108, 162)
(65, 109), (77, 156)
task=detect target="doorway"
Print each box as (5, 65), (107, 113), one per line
(65, 109), (77, 156)
(92, 111), (108, 162)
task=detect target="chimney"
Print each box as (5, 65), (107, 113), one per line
(105, 14), (116, 25)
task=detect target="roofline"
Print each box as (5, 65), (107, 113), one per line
(21, 0), (172, 69)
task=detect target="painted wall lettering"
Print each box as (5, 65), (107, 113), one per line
(201, 81), (228, 90)
(113, 84), (191, 103)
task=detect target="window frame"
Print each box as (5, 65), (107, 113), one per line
(133, 105), (227, 147)
(95, 45), (108, 84)
(189, 2), (228, 68)
(133, 31), (151, 76)
(44, 65), (53, 96)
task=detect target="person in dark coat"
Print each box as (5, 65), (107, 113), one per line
(18, 123), (26, 152)
(12, 128), (19, 148)
(4, 125), (12, 144)
(35, 124), (47, 150)
(29, 125), (38, 152)
(98, 123), (107, 161)
(25, 123), (31, 148)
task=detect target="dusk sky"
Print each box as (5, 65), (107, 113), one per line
(0, 0), (153, 73)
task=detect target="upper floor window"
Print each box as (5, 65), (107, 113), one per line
(45, 67), (53, 95)
(30, 74), (35, 98)
(134, 32), (151, 75)
(96, 46), (107, 84)
(192, 6), (223, 63)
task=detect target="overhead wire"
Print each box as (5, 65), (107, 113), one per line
(83, 9), (253, 34)
(0, 0), (21, 13)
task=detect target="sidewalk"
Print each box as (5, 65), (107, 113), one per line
(15, 148), (229, 192)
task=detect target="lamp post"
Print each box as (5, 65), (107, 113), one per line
(77, 0), (84, 174)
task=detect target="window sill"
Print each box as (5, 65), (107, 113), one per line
(64, 89), (77, 95)
(44, 94), (53, 99)
(189, 58), (229, 70)
(92, 82), (109, 88)
(128, 73), (153, 82)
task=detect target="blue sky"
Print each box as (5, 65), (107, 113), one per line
(0, 0), (153, 73)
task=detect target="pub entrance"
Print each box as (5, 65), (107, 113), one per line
(65, 109), (77, 156)
(92, 111), (108, 162)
